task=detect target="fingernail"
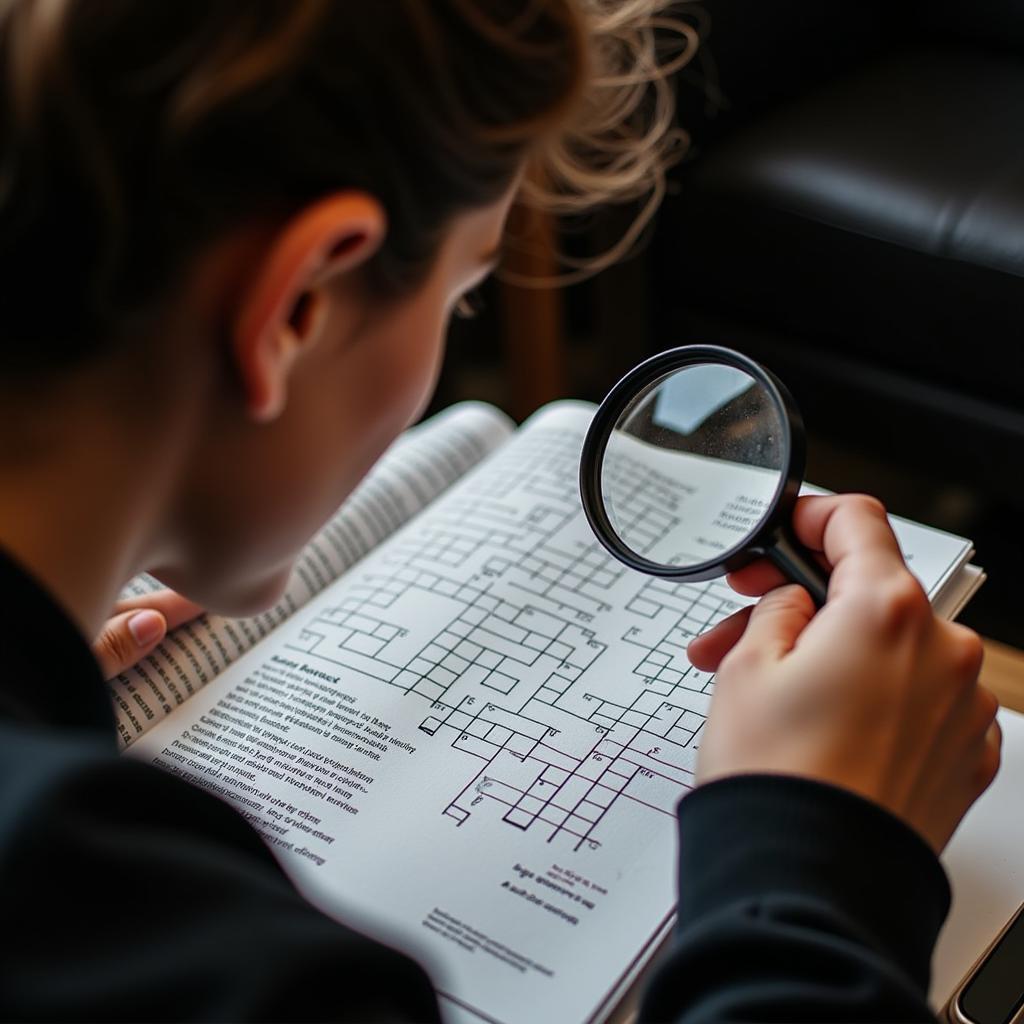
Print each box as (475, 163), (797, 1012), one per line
(128, 610), (164, 647)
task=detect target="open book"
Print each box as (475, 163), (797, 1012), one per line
(121, 400), (985, 1024)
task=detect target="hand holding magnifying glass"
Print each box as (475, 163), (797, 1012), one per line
(579, 345), (829, 606)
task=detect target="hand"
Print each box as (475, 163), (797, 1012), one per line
(688, 494), (1001, 853)
(93, 589), (203, 679)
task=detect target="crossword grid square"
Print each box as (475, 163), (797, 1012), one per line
(415, 680), (445, 701)
(345, 613), (378, 633)
(489, 725), (513, 746)
(346, 632), (384, 657)
(482, 671), (517, 695)
(573, 800), (603, 823)
(680, 710), (704, 731)
(428, 665), (456, 687)
(518, 794), (544, 814)
(668, 724), (696, 744)
(630, 598), (659, 617)
(457, 583), (486, 602)
(542, 765), (570, 785)
(466, 718), (491, 739)
(477, 649), (502, 669)
(504, 808), (532, 829)
(505, 733), (535, 757)
(442, 653), (469, 675)
(586, 785), (617, 808)
(455, 640), (483, 661)
(539, 807), (570, 827)
(565, 813), (592, 835)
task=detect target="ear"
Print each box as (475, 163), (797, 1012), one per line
(232, 192), (386, 422)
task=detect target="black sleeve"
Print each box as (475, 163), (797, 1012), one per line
(639, 775), (950, 1023)
(1, 730), (440, 1023)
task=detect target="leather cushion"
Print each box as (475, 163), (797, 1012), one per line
(917, 0), (1024, 53)
(660, 47), (1024, 404)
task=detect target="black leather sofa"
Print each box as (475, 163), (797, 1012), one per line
(649, 0), (1024, 504)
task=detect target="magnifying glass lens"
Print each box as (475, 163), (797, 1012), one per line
(600, 363), (787, 570)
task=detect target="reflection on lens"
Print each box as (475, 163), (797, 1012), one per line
(599, 363), (785, 568)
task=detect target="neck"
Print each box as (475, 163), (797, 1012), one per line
(0, 356), (202, 640)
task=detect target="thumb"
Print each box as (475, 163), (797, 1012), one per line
(725, 584), (815, 667)
(93, 609), (168, 680)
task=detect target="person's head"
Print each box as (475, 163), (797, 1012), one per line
(0, 0), (691, 616)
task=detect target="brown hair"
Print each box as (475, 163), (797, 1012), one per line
(0, 0), (694, 370)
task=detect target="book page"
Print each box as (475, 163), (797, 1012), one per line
(600, 430), (974, 588)
(934, 707), (1024, 1007)
(127, 401), (977, 1024)
(111, 402), (513, 748)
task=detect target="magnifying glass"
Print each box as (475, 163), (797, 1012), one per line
(579, 345), (830, 606)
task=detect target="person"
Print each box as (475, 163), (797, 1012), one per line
(0, 1), (1000, 1021)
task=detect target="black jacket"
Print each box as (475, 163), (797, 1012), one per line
(0, 549), (947, 1021)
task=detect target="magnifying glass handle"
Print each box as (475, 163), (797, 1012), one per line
(767, 527), (830, 608)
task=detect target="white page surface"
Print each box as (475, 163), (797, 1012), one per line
(934, 707), (1024, 1007)
(128, 402), (978, 1024)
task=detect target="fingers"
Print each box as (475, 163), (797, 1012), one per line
(109, 589), (204, 632)
(722, 584), (815, 667)
(94, 589), (204, 679)
(94, 609), (168, 679)
(726, 561), (788, 598)
(688, 606), (753, 672)
(693, 572), (821, 673)
(984, 718), (1003, 783)
(790, 494), (907, 597)
(727, 496), (899, 603)
(959, 713), (1003, 807)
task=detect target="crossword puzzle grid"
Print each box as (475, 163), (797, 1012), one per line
(287, 427), (747, 852)
(599, 448), (691, 557)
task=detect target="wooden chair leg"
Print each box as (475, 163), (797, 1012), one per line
(498, 206), (567, 421)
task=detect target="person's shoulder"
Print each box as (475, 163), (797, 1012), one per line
(0, 718), (266, 853)
(0, 720), (442, 1022)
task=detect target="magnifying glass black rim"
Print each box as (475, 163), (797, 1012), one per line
(580, 344), (807, 582)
